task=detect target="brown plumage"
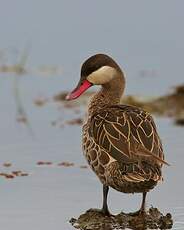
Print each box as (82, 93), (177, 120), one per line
(66, 53), (169, 216)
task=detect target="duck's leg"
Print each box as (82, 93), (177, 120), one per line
(129, 192), (147, 216)
(89, 185), (111, 216)
(101, 185), (111, 216)
(140, 192), (147, 213)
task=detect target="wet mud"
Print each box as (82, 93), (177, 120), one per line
(70, 207), (173, 230)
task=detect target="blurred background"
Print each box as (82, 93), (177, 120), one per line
(0, 1), (184, 229)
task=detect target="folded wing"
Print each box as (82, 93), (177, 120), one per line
(90, 105), (169, 182)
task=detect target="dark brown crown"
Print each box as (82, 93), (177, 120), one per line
(81, 54), (121, 79)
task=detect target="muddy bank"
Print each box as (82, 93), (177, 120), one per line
(70, 207), (173, 230)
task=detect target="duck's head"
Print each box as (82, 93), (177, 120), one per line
(66, 54), (124, 100)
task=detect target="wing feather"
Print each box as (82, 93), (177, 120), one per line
(90, 105), (169, 167)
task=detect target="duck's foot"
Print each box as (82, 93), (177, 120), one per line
(88, 208), (112, 217)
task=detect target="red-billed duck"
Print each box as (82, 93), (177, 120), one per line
(66, 54), (169, 216)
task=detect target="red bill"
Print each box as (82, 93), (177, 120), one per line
(66, 79), (92, 100)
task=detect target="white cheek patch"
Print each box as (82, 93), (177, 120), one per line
(87, 66), (116, 85)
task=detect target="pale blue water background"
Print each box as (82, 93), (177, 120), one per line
(0, 1), (184, 229)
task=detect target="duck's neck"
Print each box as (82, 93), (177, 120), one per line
(88, 74), (125, 118)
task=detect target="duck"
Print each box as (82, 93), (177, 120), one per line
(66, 53), (169, 216)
